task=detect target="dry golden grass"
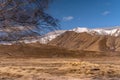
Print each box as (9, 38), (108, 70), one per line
(0, 58), (120, 80)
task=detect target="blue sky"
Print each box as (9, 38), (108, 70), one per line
(47, 0), (120, 30)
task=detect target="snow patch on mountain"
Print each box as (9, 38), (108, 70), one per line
(71, 27), (120, 36)
(39, 30), (66, 44)
(71, 27), (88, 33)
(91, 28), (120, 36)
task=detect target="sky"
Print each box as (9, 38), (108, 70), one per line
(47, 0), (120, 30)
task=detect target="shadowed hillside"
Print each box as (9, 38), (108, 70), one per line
(0, 43), (115, 58)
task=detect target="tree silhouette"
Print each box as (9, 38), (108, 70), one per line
(0, 0), (59, 41)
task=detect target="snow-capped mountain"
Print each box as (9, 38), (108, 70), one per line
(39, 27), (120, 44)
(0, 30), (66, 45)
(1, 26), (120, 45)
(39, 30), (66, 44)
(71, 27), (120, 36)
(48, 27), (120, 52)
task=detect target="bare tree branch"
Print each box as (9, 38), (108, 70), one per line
(0, 0), (59, 42)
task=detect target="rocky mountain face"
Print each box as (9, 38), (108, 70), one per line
(48, 31), (120, 52)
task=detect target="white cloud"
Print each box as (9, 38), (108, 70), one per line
(63, 16), (74, 21)
(102, 11), (110, 16)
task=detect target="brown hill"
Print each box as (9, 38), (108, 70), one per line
(1, 42), (117, 58)
(0, 43), (106, 58)
(0, 43), (71, 58)
(48, 31), (120, 52)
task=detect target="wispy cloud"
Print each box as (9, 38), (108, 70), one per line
(63, 16), (74, 21)
(102, 11), (110, 16)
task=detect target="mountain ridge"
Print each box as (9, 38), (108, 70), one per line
(1, 26), (120, 45)
(48, 30), (120, 52)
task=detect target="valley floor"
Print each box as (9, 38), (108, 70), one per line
(0, 57), (120, 80)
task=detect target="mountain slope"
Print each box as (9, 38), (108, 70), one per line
(48, 31), (120, 52)
(0, 43), (75, 58)
(0, 43), (110, 58)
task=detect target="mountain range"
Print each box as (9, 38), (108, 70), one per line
(48, 27), (120, 52)
(0, 27), (120, 58)
(1, 27), (120, 45)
